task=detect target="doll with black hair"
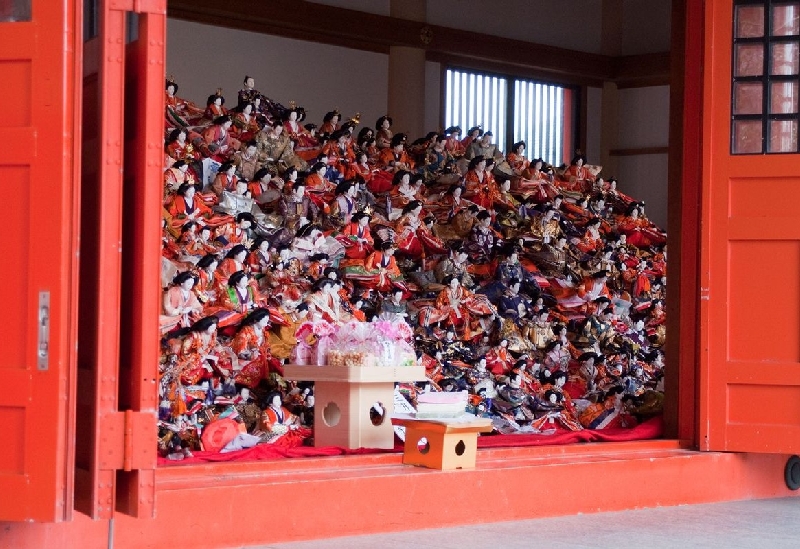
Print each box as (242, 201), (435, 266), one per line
(202, 115), (240, 162)
(165, 77), (204, 129)
(338, 210), (375, 260)
(231, 308), (283, 387)
(255, 120), (308, 170)
(231, 103), (261, 143)
(278, 179), (318, 234)
(284, 106), (320, 160)
(231, 139), (260, 182)
(174, 316), (228, 385)
(217, 270), (266, 327)
(160, 271), (204, 334)
(259, 391), (311, 447)
(558, 154), (595, 193)
(465, 130), (503, 162)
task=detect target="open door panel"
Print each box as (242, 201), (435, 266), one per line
(0, 0), (81, 522)
(700, 0), (800, 453)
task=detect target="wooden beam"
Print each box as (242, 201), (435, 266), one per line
(613, 52), (671, 88)
(167, 0), (666, 86)
(609, 146), (669, 156)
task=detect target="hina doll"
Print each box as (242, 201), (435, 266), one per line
(337, 210), (374, 260)
(328, 180), (358, 229)
(284, 107), (319, 160)
(165, 128), (202, 165)
(217, 271), (266, 327)
(202, 115), (239, 161)
(278, 180), (319, 234)
(516, 158), (557, 202)
(231, 103), (261, 142)
(617, 202), (667, 249)
(256, 121), (307, 170)
(268, 301), (309, 360)
(345, 241), (405, 293)
(506, 141), (530, 176)
(443, 126), (466, 157)
(231, 140), (261, 183)
(375, 115), (393, 149)
(164, 78), (203, 129)
(176, 316), (230, 385)
(465, 131), (503, 162)
(167, 182), (225, 231)
(160, 272), (204, 334)
(319, 109), (341, 136)
(462, 155), (489, 201)
(558, 155), (595, 192)
(305, 278), (352, 324)
(260, 391), (312, 447)
(203, 89), (227, 121)
(211, 162), (239, 197)
(192, 254), (220, 307)
(230, 308), (282, 387)
(394, 200), (447, 261)
(419, 275), (496, 339)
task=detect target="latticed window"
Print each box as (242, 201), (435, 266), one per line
(732, 1), (800, 153)
(444, 68), (575, 166)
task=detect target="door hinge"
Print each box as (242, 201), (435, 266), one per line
(99, 410), (157, 471)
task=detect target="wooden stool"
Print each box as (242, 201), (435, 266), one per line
(399, 418), (493, 470)
(283, 365), (426, 449)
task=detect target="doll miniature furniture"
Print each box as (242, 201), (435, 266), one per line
(283, 364), (427, 449)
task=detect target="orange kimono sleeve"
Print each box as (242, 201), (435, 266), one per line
(364, 252), (379, 271)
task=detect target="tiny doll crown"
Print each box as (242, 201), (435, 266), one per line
(216, 87), (223, 96)
(289, 100), (297, 110)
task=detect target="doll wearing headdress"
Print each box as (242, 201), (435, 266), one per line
(164, 77), (204, 129)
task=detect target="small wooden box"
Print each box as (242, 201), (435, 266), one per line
(283, 364), (427, 449)
(398, 418), (493, 470)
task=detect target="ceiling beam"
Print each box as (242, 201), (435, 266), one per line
(167, 0), (669, 87)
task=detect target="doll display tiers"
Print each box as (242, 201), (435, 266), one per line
(283, 363), (426, 449)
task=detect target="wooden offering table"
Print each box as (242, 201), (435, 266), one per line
(393, 416), (494, 470)
(283, 364), (427, 449)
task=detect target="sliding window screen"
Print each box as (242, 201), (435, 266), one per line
(445, 69), (507, 149)
(444, 68), (574, 166)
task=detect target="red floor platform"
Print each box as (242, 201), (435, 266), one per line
(3, 439), (799, 549)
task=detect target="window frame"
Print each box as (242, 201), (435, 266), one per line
(442, 65), (579, 166)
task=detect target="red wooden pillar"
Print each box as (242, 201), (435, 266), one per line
(75, 0), (163, 519)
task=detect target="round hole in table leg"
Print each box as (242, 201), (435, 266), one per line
(455, 439), (466, 456)
(417, 437), (430, 454)
(369, 401), (386, 426)
(322, 401), (340, 427)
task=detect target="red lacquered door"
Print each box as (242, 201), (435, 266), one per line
(0, 0), (81, 522)
(700, 0), (800, 453)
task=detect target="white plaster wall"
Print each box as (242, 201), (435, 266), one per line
(424, 61), (442, 132)
(617, 86), (670, 149)
(622, 0), (672, 55)
(614, 85), (670, 229)
(616, 154), (668, 229)
(586, 86), (603, 164)
(166, 19), (389, 132)
(426, 0), (604, 53)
